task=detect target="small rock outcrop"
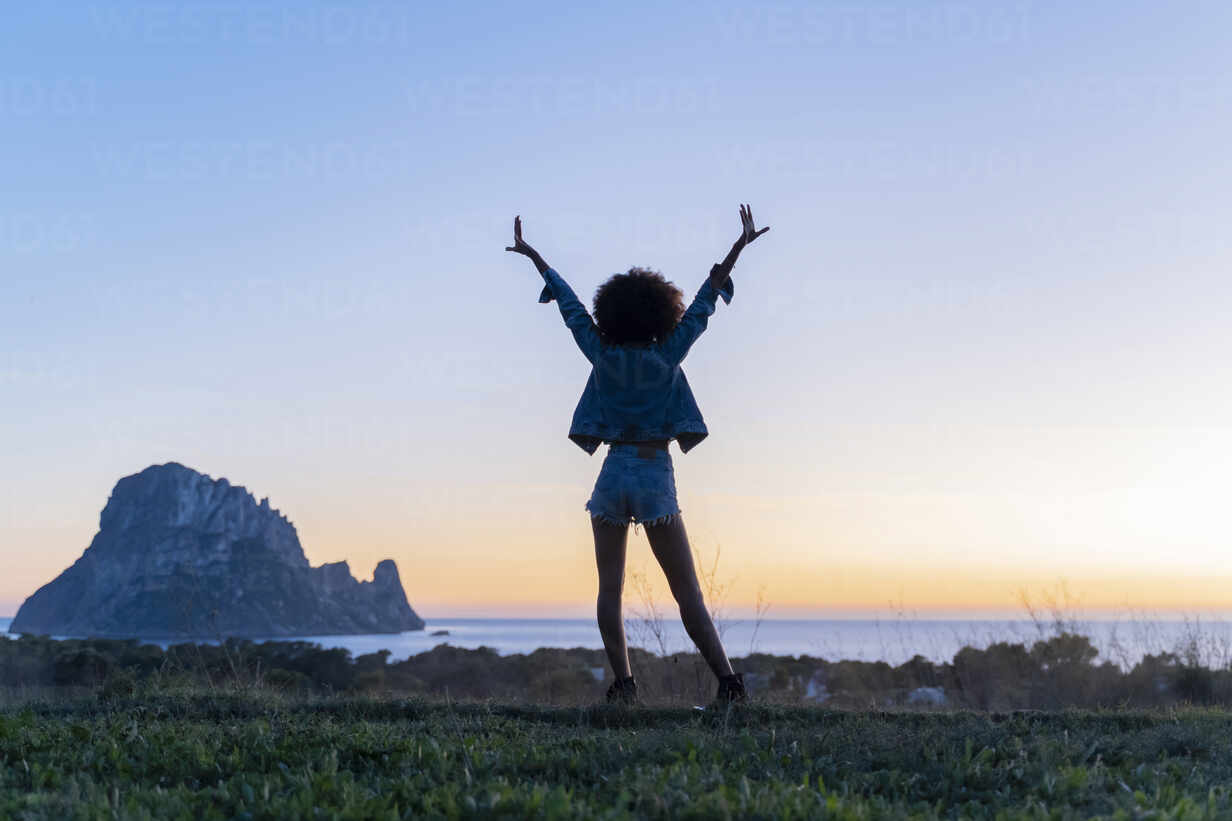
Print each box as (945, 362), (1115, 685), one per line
(9, 463), (425, 638)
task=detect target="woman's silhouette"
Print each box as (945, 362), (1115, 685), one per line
(506, 205), (770, 705)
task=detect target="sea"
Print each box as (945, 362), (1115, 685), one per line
(5, 616), (1232, 669)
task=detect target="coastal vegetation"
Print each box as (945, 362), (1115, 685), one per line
(4, 627), (1232, 710)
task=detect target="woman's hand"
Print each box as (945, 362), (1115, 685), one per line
(737, 203), (770, 247)
(710, 203), (769, 288)
(504, 215), (535, 256)
(505, 215), (550, 273)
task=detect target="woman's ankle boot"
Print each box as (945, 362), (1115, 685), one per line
(715, 672), (747, 704)
(605, 675), (638, 705)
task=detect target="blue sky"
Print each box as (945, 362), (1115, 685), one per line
(3, 1), (1231, 618)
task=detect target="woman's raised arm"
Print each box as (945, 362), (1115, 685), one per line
(506, 215), (602, 362)
(660, 204), (769, 364)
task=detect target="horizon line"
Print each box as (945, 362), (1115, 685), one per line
(8, 610), (1232, 623)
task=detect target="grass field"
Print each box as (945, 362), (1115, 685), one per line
(3, 691), (1231, 819)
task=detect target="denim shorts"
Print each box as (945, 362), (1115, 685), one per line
(585, 443), (681, 528)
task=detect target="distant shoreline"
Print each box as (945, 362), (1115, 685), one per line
(7, 616), (1232, 671)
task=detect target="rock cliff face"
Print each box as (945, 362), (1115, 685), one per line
(9, 463), (425, 638)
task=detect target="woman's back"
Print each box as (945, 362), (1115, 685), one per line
(591, 343), (675, 430)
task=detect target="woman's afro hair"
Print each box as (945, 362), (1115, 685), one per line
(593, 267), (685, 345)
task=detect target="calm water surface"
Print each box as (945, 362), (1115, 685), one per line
(6, 616), (1231, 668)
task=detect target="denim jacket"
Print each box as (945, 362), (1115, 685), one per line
(538, 267), (733, 454)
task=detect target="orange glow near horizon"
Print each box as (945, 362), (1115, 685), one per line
(383, 555), (1232, 621)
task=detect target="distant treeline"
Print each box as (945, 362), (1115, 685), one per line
(2, 631), (1228, 708)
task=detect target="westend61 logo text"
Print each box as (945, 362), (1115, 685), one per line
(88, 4), (416, 45)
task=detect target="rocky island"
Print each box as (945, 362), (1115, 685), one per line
(9, 463), (425, 638)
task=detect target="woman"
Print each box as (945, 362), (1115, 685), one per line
(506, 205), (770, 705)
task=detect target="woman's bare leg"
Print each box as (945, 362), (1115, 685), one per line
(644, 515), (735, 678)
(592, 517), (632, 679)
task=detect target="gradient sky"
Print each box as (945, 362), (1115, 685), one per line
(3, 1), (1231, 620)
